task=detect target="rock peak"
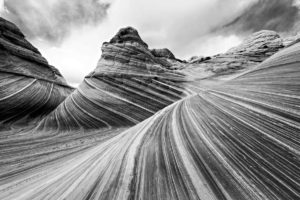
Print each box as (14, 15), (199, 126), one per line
(109, 26), (148, 47)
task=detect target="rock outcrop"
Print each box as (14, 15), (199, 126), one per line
(189, 30), (284, 75)
(150, 48), (176, 59)
(38, 27), (187, 130)
(0, 17), (73, 128)
(227, 30), (283, 57)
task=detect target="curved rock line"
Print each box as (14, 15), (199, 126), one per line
(1, 42), (300, 199)
(0, 19), (300, 200)
(37, 27), (187, 130)
(0, 17), (73, 128)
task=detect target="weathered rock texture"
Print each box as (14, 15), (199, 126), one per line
(227, 30), (283, 56)
(38, 27), (187, 130)
(0, 17), (73, 127)
(0, 19), (299, 200)
(189, 30), (284, 75)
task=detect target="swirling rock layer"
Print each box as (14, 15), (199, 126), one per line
(0, 41), (299, 200)
(38, 27), (187, 130)
(0, 20), (299, 200)
(0, 17), (73, 128)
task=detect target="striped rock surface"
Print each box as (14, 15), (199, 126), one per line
(0, 25), (299, 200)
(0, 17), (73, 128)
(188, 30), (285, 76)
(38, 27), (187, 130)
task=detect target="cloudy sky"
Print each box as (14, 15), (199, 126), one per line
(1, 0), (300, 85)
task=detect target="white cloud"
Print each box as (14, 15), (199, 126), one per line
(0, 0), (4, 12)
(103, 0), (255, 57)
(182, 35), (242, 58)
(32, 25), (109, 86)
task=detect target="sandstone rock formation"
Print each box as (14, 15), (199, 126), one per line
(189, 30), (284, 75)
(0, 17), (73, 128)
(227, 30), (283, 56)
(38, 27), (187, 130)
(0, 18), (299, 200)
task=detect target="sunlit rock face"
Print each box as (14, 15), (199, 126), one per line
(0, 17), (73, 128)
(189, 30), (285, 75)
(38, 27), (187, 130)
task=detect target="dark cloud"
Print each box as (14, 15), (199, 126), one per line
(3, 0), (109, 43)
(223, 0), (300, 34)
